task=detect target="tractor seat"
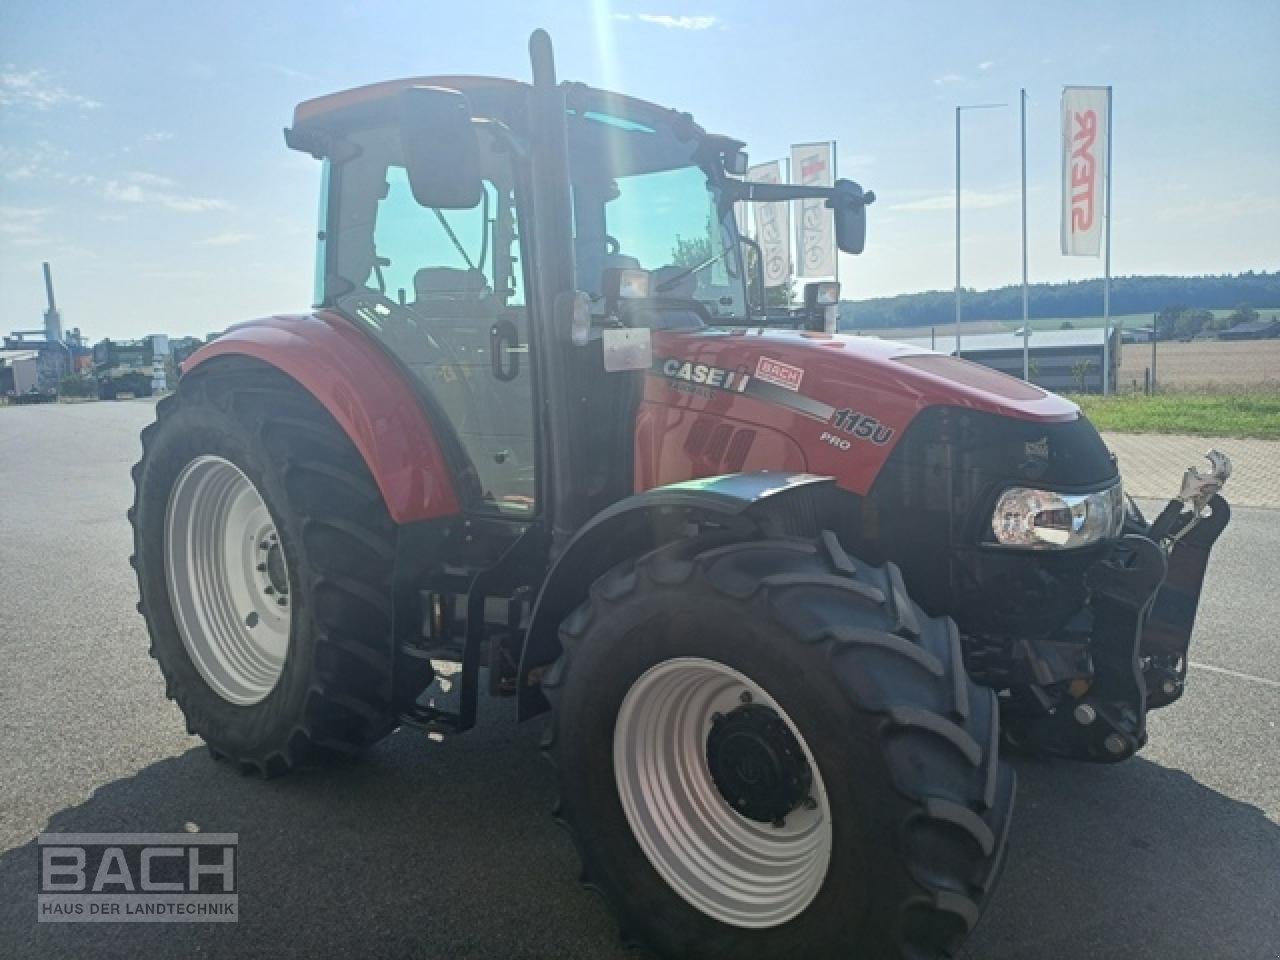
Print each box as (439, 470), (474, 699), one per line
(412, 267), (496, 319)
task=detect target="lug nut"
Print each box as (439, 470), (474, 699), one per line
(256, 562), (267, 572)
(739, 691), (753, 704)
(276, 597), (288, 607)
(1104, 733), (1128, 755)
(803, 796), (818, 811)
(1073, 704), (1097, 726)
(264, 586), (274, 595)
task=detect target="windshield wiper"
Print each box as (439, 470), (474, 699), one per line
(655, 248), (732, 293)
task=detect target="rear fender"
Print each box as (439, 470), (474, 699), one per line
(185, 311), (460, 523)
(516, 472), (835, 720)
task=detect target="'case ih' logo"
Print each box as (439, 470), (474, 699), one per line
(754, 356), (804, 392)
(661, 358), (750, 392)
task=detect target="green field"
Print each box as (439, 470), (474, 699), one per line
(1071, 391), (1280, 440)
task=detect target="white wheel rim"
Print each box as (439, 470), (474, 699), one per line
(613, 657), (832, 928)
(164, 455), (290, 706)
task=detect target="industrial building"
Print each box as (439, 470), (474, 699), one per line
(0, 349), (41, 395)
(2, 262), (90, 394)
(887, 327), (1121, 394)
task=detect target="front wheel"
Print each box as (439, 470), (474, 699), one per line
(542, 534), (1014, 960)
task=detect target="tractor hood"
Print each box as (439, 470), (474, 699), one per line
(642, 326), (1088, 496)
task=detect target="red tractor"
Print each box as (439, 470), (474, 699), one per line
(130, 31), (1231, 960)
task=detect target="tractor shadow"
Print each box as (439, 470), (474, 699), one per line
(2, 719), (1276, 960)
(965, 755), (1280, 960)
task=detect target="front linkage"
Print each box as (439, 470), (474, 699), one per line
(1007, 451), (1232, 762)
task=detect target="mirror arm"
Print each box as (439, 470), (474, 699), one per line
(473, 117), (530, 160)
(739, 236), (766, 314)
(724, 181), (837, 203)
(723, 180), (875, 208)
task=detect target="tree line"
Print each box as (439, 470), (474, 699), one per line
(837, 271), (1280, 329)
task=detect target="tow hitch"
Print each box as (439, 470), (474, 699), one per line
(1010, 451), (1232, 762)
(1139, 451), (1233, 707)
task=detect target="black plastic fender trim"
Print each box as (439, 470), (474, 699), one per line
(515, 473), (835, 721)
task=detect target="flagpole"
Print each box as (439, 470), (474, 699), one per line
(954, 107), (962, 358)
(831, 140), (839, 284)
(1020, 88), (1030, 381)
(1102, 85), (1113, 394)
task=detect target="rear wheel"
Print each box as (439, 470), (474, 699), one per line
(543, 534), (1014, 960)
(130, 357), (401, 774)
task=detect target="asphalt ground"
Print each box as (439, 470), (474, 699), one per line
(1, 399), (1277, 960)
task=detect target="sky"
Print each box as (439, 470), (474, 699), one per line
(2, 0), (1278, 341)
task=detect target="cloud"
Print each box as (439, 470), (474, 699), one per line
(123, 171), (176, 188)
(0, 206), (54, 246)
(933, 73), (965, 87)
(270, 64), (318, 81)
(140, 131), (174, 143)
(891, 188), (1020, 212)
(1155, 192), (1280, 224)
(140, 268), (212, 281)
(0, 206), (51, 237)
(0, 140), (69, 181)
(104, 172), (228, 213)
(0, 65), (101, 111)
(615, 13), (719, 30)
(978, 60), (995, 71)
(198, 231), (251, 247)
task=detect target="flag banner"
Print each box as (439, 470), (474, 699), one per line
(790, 142), (836, 278)
(747, 161), (791, 288)
(1061, 86), (1109, 256)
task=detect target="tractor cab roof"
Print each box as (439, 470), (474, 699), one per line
(293, 75), (523, 128)
(295, 75), (708, 134)
(291, 75), (737, 176)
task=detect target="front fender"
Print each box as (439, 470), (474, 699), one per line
(516, 472), (834, 720)
(186, 311), (460, 523)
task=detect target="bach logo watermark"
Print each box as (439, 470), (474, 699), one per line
(37, 833), (238, 923)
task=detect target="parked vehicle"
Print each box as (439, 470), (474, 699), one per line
(130, 31), (1231, 960)
(94, 338), (158, 400)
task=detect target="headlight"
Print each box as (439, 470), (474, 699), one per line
(991, 482), (1125, 549)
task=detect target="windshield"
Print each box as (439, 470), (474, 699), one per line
(566, 103), (746, 321)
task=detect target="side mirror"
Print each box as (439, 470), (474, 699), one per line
(830, 179), (875, 255)
(398, 86), (483, 209)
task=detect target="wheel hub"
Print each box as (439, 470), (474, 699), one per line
(706, 703), (813, 825)
(613, 657), (832, 929)
(261, 536), (289, 598)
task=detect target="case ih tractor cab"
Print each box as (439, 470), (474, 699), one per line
(131, 30), (1231, 960)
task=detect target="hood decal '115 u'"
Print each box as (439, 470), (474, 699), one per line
(654, 357), (896, 447)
